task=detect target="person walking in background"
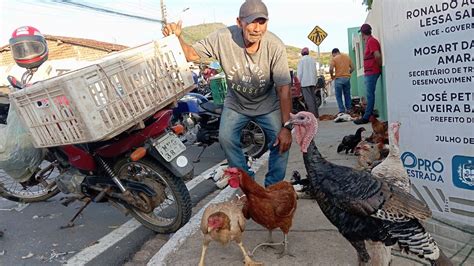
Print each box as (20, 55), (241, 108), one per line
(329, 48), (354, 114)
(162, 0), (292, 187)
(354, 23), (382, 125)
(297, 47), (319, 118)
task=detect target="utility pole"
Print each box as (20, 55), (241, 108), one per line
(160, 0), (167, 26)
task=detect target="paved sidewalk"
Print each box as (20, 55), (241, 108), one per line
(148, 100), (470, 266)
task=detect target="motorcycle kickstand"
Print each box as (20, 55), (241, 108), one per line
(60, 198), (92, 229)
(193, 144), (208, 163)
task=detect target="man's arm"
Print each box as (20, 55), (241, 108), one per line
(162, 21), (200, 62)
(349, 59), (354, 74)
(275, 84), (292, 153)
(297, 60), (303, 81)
(374, 50), (382, 68)
(329, 63), (334, 79)
(329, 60), (335, 80)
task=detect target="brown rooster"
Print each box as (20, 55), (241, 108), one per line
(368, 115), (389, 145)
(199, 196), (262, 266)
(287, 111), (452, 266)
(225, 167), (297, 258)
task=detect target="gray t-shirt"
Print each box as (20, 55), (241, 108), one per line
(192, 25), (291, 116)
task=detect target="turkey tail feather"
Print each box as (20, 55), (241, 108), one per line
(390, 220), (452, 265)
(382, 185), (432, 221)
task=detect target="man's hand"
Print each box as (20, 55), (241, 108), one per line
(162, 21), (183, 37)
(161, 20), (200, 62)
(273, 128), (292, 154)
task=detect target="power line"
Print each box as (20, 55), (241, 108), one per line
(51, 0), (164, 23)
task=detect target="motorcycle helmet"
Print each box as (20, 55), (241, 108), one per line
(9, 26), (48, 69)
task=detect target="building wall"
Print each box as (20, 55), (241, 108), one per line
(355, 1), (473, 263)
(0, 39), (113, 66)
(0, 40), (121, 90)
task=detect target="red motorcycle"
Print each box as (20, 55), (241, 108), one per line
(0, 26), (193, 233)
(1, 75), (193, 233)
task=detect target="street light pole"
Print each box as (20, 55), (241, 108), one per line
(160, 0), (167, 26)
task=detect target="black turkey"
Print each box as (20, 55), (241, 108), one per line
(288, 111), (452, 266)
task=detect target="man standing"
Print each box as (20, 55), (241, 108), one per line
(354, 23), (382, 125)
(162, 0), (292, 187)
(297, 47), (319, 118)
(329, 48), (354, 114)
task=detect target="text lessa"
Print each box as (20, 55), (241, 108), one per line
(405, 1), (473, 27)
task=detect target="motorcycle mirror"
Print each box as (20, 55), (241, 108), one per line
(7, 75), (24, 90)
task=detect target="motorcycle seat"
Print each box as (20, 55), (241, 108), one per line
(201, 101), (223, 114)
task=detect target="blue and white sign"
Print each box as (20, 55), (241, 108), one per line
(381, 0), (474, 225)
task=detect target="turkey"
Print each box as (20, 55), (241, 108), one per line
(366, 122), (410, 265)
(371, 122), (410, 192)
(337, 127), (366, 154)
(287, 111), (452, 266)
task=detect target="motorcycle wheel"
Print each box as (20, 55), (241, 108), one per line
(0, 160), (60, 203)
(113, 157), (192, 233)
(241, 121), (268, 159)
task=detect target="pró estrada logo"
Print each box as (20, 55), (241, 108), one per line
(452, 155), (474, 190)
(401, 151), (445, 183)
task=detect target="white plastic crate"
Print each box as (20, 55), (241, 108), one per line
(10, 35), (194, 148)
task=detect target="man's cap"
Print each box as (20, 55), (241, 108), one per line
(239, 0), (268, 24)
(359, 23), (372, 34)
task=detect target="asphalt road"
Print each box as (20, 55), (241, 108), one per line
(0, 143), (225, 265)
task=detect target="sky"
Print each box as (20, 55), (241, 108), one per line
(0, 0), (368, 53)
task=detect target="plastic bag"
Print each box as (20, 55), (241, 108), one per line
(0, 103), (45, 182)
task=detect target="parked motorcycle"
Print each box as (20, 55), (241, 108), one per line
(290, 70), (307, 114)
(1, 75), (193, 233)
(289, 70), (326, 113)
(173, 92), (268, 162)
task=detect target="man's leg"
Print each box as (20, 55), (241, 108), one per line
(355, 74), (379, 124)
(301, 86), (319, 118)
(363, 74), (380, 120)
(219, 107), (253, 176)
(254, 109), (289, 187)
(334, 79), (345, 113)
(342, 78), (352, 112)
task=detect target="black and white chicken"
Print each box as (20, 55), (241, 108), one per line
(337, 127), (366, 154)
(288, 111), (452, 266)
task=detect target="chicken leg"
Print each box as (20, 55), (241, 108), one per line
(198, 241), (209, 266)
(237, 241), (262, 265)
(276, 234), (295, 258)
(249, 230), (284, 256)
